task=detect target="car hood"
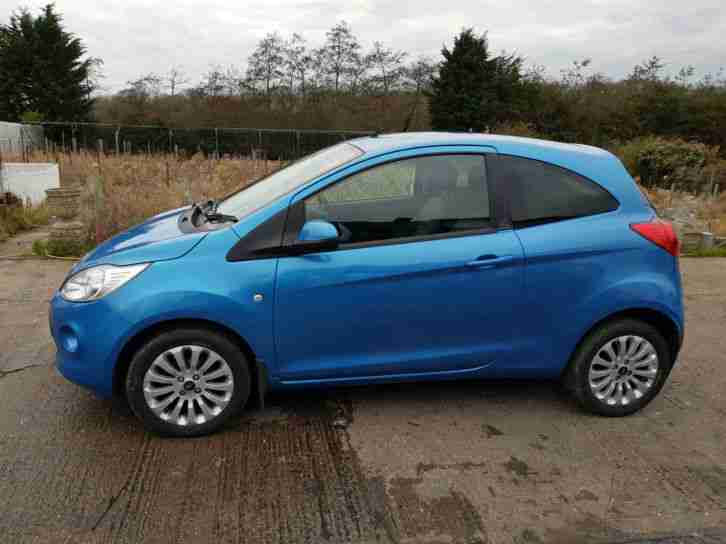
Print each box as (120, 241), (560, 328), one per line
(76, 206), (207, 269)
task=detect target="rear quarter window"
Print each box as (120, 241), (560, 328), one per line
(490, 155), (618, 226)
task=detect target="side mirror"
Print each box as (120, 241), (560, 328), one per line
(293, 219), (340, 253)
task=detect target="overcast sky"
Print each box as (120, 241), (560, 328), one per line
(4, 0), (725, 92)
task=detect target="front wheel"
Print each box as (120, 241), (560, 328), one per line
(125, 328), (250, 437)
(566, 318), (672, 417)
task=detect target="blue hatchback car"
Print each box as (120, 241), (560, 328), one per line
(50, 133), (683, 436)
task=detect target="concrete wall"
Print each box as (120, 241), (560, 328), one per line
(0, 163), (60, 205)
(0, 122), (44, 154)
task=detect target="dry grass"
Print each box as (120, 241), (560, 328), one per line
(3, 150), (725, 246)
(7, 151), (280, 243)
(702, 193), (726, 236)
(639, 184), (726, 237)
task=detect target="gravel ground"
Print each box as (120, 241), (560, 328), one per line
(1, 233), (725, 544)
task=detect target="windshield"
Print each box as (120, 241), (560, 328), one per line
(216, 142), (363, 219)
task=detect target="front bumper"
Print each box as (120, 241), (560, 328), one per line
(50, 292), (129, 398)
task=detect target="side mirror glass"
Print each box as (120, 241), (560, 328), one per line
(298, 219), (339, 243)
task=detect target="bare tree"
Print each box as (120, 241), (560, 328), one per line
(247, 32), (285, 102)
(630, 56), (665, 82)
(198, 65), (226, 97)
(560, 58), (593, 88)
(119, 73), (163, 99)
(85, 57), (105, 98)
(402, 57), (437, 131)
(283, 33), (313, 96)
(367, 41), (407, 95)
(222, 65), (249, 96)
(319, 21), (360, 92)
(167, 65), (190, 96)
(348, 50), (370, 95)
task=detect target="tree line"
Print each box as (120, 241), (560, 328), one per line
(115, 21), (433, 103)
(2, 5), (726, 155)
(97, 20), (436, 132)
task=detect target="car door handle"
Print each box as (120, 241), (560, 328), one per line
(465, 255), (515, 269)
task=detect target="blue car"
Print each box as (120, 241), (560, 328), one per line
(50, 133), (683, 436)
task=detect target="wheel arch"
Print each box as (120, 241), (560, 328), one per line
(562, 307), (683, 380)
(113, 318), (266, 404)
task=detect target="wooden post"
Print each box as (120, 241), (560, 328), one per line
(0, 143), (4, 195)
(702, 232), (715, 250)
(93, 173), (105, 245)
(115, 127), (120, 155)
(184, 176), (192, 204)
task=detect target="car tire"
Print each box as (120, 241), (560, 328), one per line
(566, 318), (672, 417)
(125, 327), (251, 437)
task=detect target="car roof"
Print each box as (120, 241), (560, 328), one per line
(351, 131), (611, 160)
(347, 132), (639, 207)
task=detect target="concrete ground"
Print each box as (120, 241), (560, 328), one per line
(1, 230), (725, 543)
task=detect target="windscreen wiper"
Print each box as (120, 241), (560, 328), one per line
(191, 199), (238, 224)
(204, 211), (238, 223)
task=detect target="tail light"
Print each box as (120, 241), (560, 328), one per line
(630, 219), (680, 256)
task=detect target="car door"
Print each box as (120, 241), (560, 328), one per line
(273, 151), (526, 383)
(487, 153), (620, 374)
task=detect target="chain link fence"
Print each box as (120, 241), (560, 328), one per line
(25, 122), (373, 161)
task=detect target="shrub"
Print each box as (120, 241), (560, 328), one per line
(685, 247), (726, 258)
(31, 239), (47, 256)
(612, 137), (714, 192)
(46, 239), (87, 257)
(494, 121), (545, 139)
(0, 200), (46, 241)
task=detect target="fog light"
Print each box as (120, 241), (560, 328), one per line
(59, 326), (79, 353)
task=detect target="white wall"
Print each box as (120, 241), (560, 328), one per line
(0, 163), (60, 205)
(0, 121), (44, 154)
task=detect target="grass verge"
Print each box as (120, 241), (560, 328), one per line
(0, 203), (51, 242)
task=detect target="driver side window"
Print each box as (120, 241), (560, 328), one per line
(303, 154), (491, 245)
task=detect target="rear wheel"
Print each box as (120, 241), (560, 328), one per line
(125, 328), (250, 436)
(566, 318), (672, 416)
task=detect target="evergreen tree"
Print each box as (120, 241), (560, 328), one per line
(0, 5), (94, 122)
(429, 29), (526, 132)
(429, 29), (491, 131)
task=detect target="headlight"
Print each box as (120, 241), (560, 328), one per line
(60, 263), (150, 302)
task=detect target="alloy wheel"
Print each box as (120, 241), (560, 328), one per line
(142, 345), (234, 426)
(588, 335), (659, 407)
